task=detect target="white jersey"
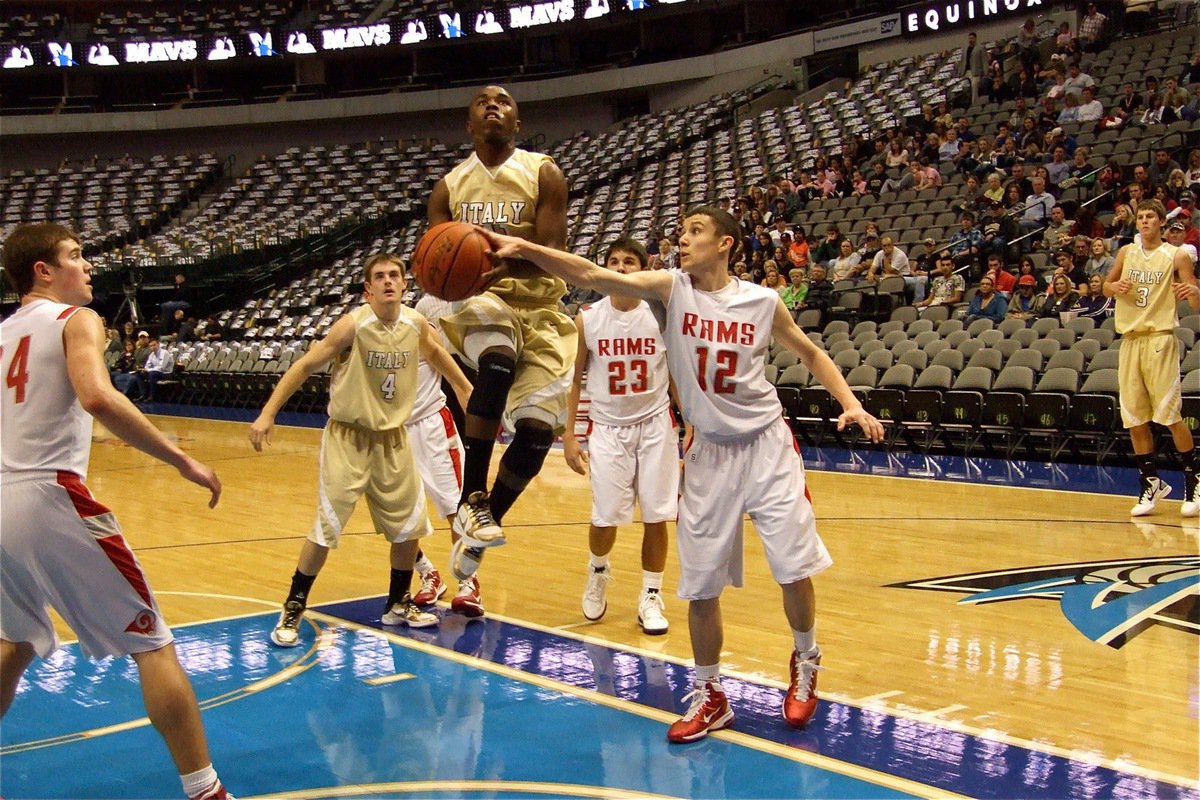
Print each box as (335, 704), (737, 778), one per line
(665, 272), (781, 440)
(581, 297), (670, 426)
(1, 299), (93, 479)
(409, 294), (458, 424)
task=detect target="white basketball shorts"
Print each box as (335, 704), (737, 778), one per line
(407, 406), (465, 520)
(0, 471), (173, 659)
(587, 410), (679, 527)
(676, 418), (832, 601)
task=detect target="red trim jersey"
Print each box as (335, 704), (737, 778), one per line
(581, 297), (670, 427)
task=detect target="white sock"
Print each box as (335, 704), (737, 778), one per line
(642, 570), (663, 593)
(181, 764), (219, 799)
(694, 662), (721, 685)
(589, 552), (610, 571)
(414, 552), (434, 576)
(792, 625), (817, 656)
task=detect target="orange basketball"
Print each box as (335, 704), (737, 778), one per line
(411, 221), (493, 302)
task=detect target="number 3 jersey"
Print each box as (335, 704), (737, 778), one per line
(1, 299), (92, 478)
(327, 303), (423, 431)
(1114, 242), (1179, 335)
(581, 297), (669, 427)
(665, 272), (781, 440)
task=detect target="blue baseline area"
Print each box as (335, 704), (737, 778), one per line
(150, 403), (1162, 499)
(0, 610), (916, 800)
(319, 597), (1196, 800)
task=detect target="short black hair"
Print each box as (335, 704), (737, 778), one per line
(603, 236), (649, 268)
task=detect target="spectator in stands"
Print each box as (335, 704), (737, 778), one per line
(1161, 77), (1190, 122)
(1167, 170), (1192, 205)
(1052, 247), (1087, 290)
(866, 235), (910, 283)
(983, 172), (1006, 205)
(866, 161), (889, 195)
(1046, 146), (1072, 187)
(159, 273), (189, 334)
(1167, 219), (1198, 264)
(1123, 175), (1148, 213)
(781, 268), (808, 313)
(1076, 87), (1104, 122)
(1072, 274), (1113, 319)
(917, 253), (965, 309)
(1183, 53), (1200, 85)
(104, 326), (123, 371)
(1042, 273), (1080, 317)
(1184, 150), (1200, 188)
(1003, 181), (1025, 212)
(1116, 82), (1143, 121)
(1135, 94), (1165, 127)
(1017, 18), (1040, 71)
(141, 338), (172, 402)
(961, 31), (986, 80)
(948, 213), (984, 274)
(986, 73), (1015, 104)
(1021, 176), (1057, 242)
(1070, 206), (1105, 240)
(983, 253), (1017, 296)
(761, 261), (787, 292)
(787, 228), (811, 271)
(1149, 149), (1183, 188)
(813, 226), (840, 265)
(1017, 255), (1044, 291)
(1107, 203), (1138, 249)
(982, 201), (1015, 259)
(121, 320), (136, 345)
(935, 102), (954, 130)
(913, 238), (941, 275)
(966, 275), (1009, 324)
(133, 330), (152, 368)
(797, 264), (832, 319)
(177, 315), (197, 343)
(1019, 117), (1042, 151)
(1057, 93), (1083, 125)
(1063, 63), (1095, 101)
(1079, 2), (1107, 50)
(1061, 147), (1097, 189)
(885, 139), (909, 173)
(1007, 274), (1042, 321)
(1071, 235), (1093, 275)
(959, 174), (984, 208)
(112, 340), (141, 398)
(651, 237), (677, 270)
(1045, 126), (1077, 158)
(915, 158), (942, 191)
(1085, 237), (1116, 277)
(830, 239), (863, 282)
(1175, 204), (1200, 249)
(1054, 21), (1074, 51)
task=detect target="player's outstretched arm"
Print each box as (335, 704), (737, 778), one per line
(478, 228), (673, 304)
(771, 298), (884, 443)
(562, 312), (590, 476)
(417, 318), (472, 412)
(1172, 248), (1200, 311)
(249, 313), (356, 451)
(64, 309), (222, 508)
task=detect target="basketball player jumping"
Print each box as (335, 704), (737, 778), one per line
(428, 85), (574, 586)
(1, 223), (233, 800)
(478, 207), (884, 741)
(249, 254), (473, 647)
(1103, 200), (1200, 516)
(564, 237), (676, 635)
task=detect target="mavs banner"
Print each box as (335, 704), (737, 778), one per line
(892, 555), (1200, 648)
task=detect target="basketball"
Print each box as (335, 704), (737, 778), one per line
(411, 221), (493, 302)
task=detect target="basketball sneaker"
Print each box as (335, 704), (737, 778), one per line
(450, 537), (487, 581)
(783, 648), (823, 728)
(189, 781), (233, 800)
(1182, 471), (1198, 517)
(667, 681), (734, 743)
(451, 576), (485, 618)
(382, 595), (439, 628)
(582, 566), (613, 621)
(413, 568), (447, 605)
(1131, 476), (1171, 516)
(637, 589), (669, 635)
(270, 600), (305, 647)
(452, 491), (505, 548)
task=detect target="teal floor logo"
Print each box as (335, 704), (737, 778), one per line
(890, 556), (1200, 648)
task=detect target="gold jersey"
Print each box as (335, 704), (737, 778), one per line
(444, 147), (567, 307)
(327, 304), (423, 430)
(1115, 242), (1178, 335)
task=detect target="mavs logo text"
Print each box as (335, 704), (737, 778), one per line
(891, 556), (1199, 648)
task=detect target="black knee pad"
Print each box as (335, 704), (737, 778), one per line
(466, 351), (516, 420)
(501, 422), (555, 480)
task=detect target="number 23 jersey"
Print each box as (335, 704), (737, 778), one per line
(665, 272), (781, 440)
(581, 297), (669, 427)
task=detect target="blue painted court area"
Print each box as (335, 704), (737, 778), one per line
(3, 600), (1195, 800)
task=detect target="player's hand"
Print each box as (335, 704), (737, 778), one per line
(563, 436), (588, 475)
(178, 455), (222, 508)
(1110, 279), (1132, 295)
(249, 414), (274, 452)
(1174, 281), (1200, 301)
(837, 405), (885, 443)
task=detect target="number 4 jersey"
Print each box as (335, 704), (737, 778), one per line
(1, 299), (93, 478)
(581, 297), (669, 426)
(665, 272), (782, 440)
(327, 303), (423, 431)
